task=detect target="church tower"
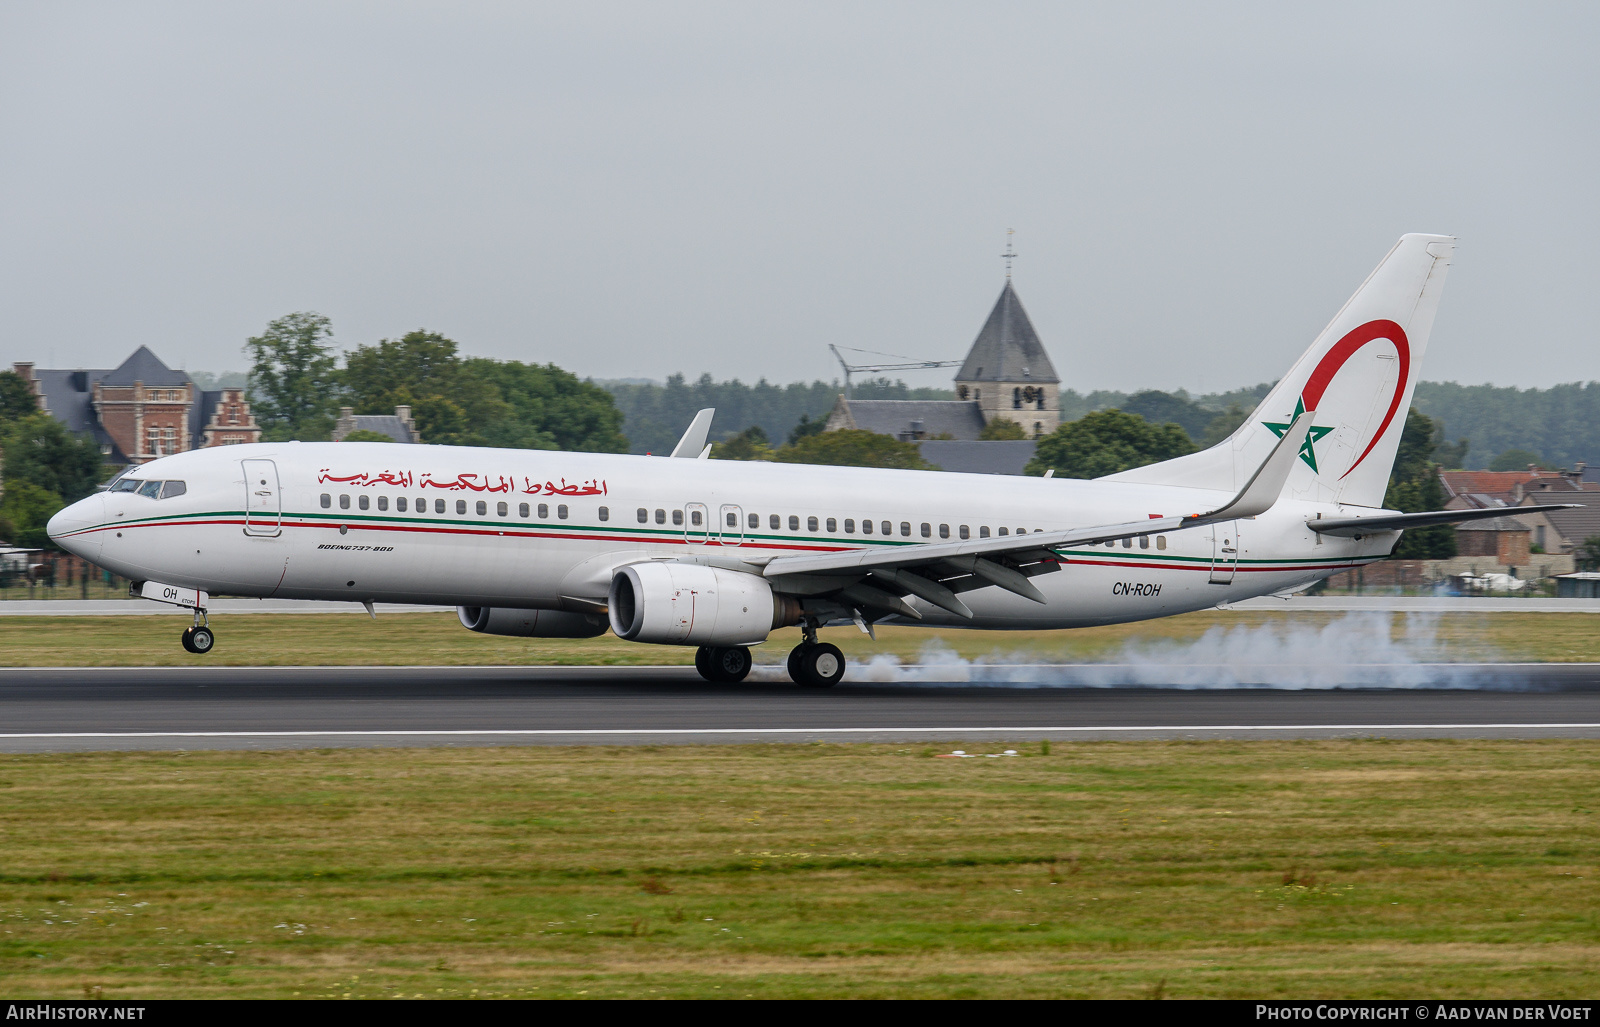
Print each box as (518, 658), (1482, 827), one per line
(953, 280), (1060, 438)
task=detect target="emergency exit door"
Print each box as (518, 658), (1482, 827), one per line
(242, 459), (282, 536)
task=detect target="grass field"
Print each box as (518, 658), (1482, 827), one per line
(1, 609), (1598, 667)
(0, 740), (1596, 998)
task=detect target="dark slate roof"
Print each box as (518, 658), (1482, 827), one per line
(100, 345), (191, 387)
(1457, 516), (1531, 533)
(1519, 492), (1600, 543)
(194, 390), (222, 447)
(955, 281), (1059, 384)
(30, 368), (128, 464)
(842, 400), (986, 441)
(349, 415), (417, 444)
(917, 440), (1038, 475)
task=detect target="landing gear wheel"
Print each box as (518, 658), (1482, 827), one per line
(793, 642), (845, 688)
(705, 645), (752, 684)
(695, 645), (716, 681)
(186, 626), (215, 655)
(786, 644), (807, 684)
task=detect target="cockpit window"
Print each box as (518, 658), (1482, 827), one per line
(117, 479), (187, 499)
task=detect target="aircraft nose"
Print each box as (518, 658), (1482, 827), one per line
(47, 494), (104, 557)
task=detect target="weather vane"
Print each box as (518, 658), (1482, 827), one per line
(1001, 228), (1017, 278)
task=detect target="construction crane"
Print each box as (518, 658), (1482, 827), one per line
(829, 344), (962, 399)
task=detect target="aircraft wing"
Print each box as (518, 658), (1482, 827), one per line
(1308, 504), (1582, 538)
(756, 412), (1315, 619)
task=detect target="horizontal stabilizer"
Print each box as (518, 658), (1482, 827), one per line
(1309, 504), (1583, 538)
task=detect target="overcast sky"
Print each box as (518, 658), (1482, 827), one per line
(3, 2), (1597, 393)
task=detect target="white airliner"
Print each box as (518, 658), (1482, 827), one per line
(49, 234), (1562, 686)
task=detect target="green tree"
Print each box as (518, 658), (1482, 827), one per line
(713, 425), (774, 461)
(787, 413), (827, 446)
(1489, 448), (1544, 472)
(977, 418), (1027, 440)
(1200, 403), (1250, 448)
(1383, 407), (1456, 559)
(2, 413), (107, 504)
(339, 429), (395, 443)
(0, 371), (39, 426)
(465, 359), (626, 453)
(774, 429), (934, 469)
(0, 481), (64, 549)
(1577, 535), (1600, 571)
(1025, 410), (1196, 478)
(246, 312), (341, 441)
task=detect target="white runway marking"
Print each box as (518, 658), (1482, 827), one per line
(2, 724), (1598, 740)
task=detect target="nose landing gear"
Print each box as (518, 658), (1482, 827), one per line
(181, 611), (215, 654)
(694, 645), (752, 683)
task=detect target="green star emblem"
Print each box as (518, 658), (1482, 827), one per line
(1262, 398), (1335, 473)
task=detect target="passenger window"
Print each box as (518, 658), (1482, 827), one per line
(920, 523), (931, 538)
(497, 501), (507, 516)
(1139, 536), (1149, 549)
(655, 509), (666, 524)
(637, 508), (648, 523)
(598, 506), (608, 521)
(788, 515), (799, 531)
(378, 496), (389, 511)
(939, 524), (949, 538)
(519, 503), (530, 518)
(807, 516), (818, 532)
(1105, 540), (1114, 548)
(826, 517), (837, 532)
(396, 497), (407, 512)
(1017, 527), (1026, 536)
(160, 480), (186, 499)
(959, 525), (969, 539)
(339, 494), (351, 510)
(770, 514), (780, 530)
(1121, 537), (1132, 548)
(434, 498), (446, 514)
(475, 500), (486, 516)
(673, 509), (683, 525)
(748, 512), (759, 529)
(538, 503), (549, 518)
(980, 526), (990, 538)
(862, 519), (873, 535)
(727, 512), (737, 527)
(997, 527), (1008, 536)
(899, 522), (910, 537)
(558, 505), (569, 520)
(417, 496), (426, 512)
(359, 495), (370, 510)
(882, 521), (892, 535)
(456, 500), (467, 515)
(1156, 536), (1167, 550)
(844, 519), (855, 533)
(689, 509), (700, 526)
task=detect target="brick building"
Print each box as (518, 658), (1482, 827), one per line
(13, 346), (260, 465)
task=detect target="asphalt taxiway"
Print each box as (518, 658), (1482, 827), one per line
(1, 663), (1598, 751)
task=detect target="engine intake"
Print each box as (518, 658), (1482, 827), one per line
(608, 562), (800, 646)
(457, 606), (608, 638)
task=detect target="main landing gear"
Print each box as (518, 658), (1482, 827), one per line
(180, 611), (215, 655)
(695, 645), (753, 683)
(787, 621), (845, 688)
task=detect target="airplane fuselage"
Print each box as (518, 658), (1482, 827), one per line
(48, 441), (1391, 631)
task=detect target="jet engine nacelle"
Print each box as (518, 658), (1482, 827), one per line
(608, 562), (800, 646)
(457, 606), (608, 638)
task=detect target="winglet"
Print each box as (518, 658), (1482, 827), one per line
(670, 409), (716, 458)
(1197, 411), (1314, 521)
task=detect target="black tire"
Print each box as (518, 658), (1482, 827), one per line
(180, 626), (197, 654)
(189, 626), (215, 655)
(694, 646), (716, 682)
(786, 644), (809, 684)
(709, 646), (752, 684)
(796, 642), (845, 688)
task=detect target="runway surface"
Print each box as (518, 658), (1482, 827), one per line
(2, 664), (1599, 751)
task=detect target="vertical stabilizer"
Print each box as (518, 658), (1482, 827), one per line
(1105, 234), (1454, 508)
